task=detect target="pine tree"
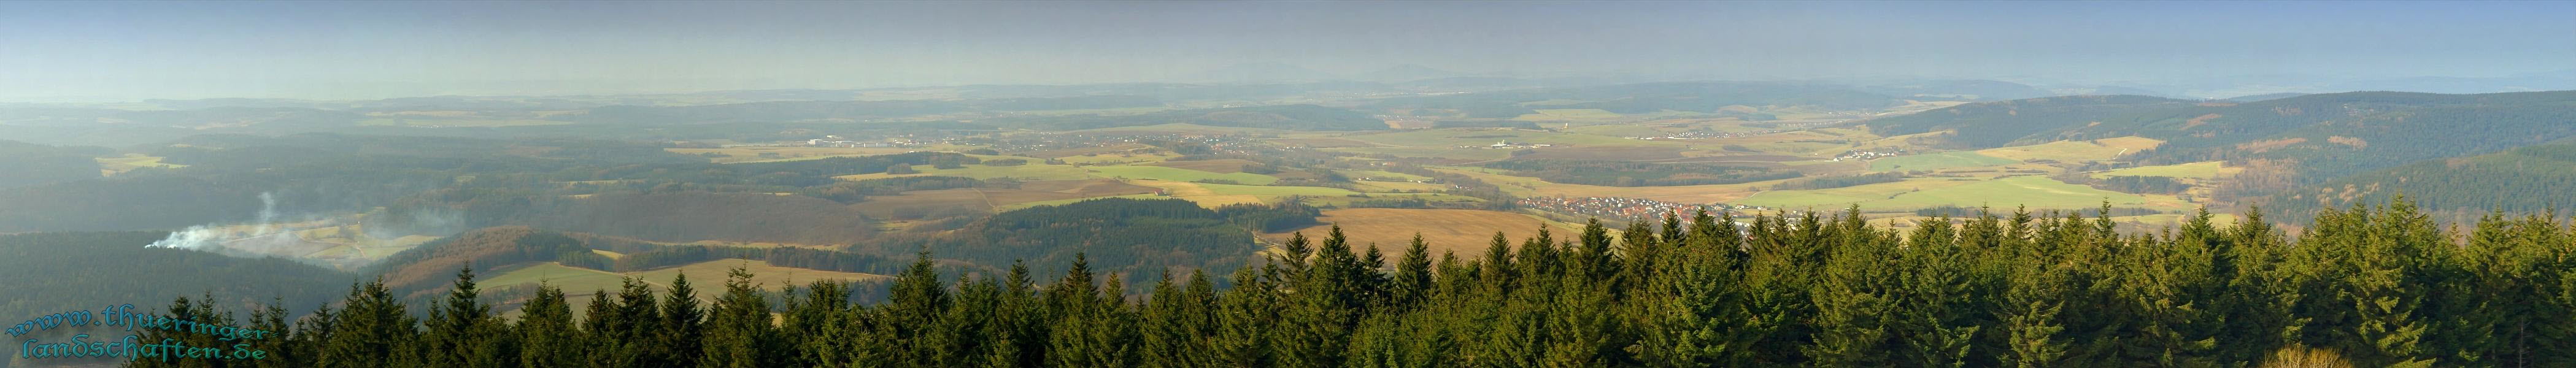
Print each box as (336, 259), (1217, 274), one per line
(1213, 265), (1279, 367)
(247, 298), (294, 368)
(320, 278), (418, 368)
(1390, 234), (1436, 310)
(285, 301), (339, 368)
(517, 283), (583, 368)
(425, 266), (515, 368)
(1576, 218), (1619, 283)
(658, 271), (708, 368)
(1142, 270), (1217, 367)
(702, 266), (784, 368)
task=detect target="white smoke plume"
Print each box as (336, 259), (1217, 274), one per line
(145, 193), (316, 256)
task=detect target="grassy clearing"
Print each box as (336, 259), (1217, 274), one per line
(628, 259), (890, 291)
(96, 154), (185, 175)
(1087, 166), (1280, 185)
(2093, 136), (2167, 151)
(2091, 161), (2235, 179)
(1975, 140), (2127, 163)
(482, 262), (635, 294)
(1870, 151), (2019, 172)
(1259, 209), (1592, 261)
(1873, 176), (2163, 210)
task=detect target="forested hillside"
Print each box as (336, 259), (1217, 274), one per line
(1859, 94), (2198, 147)
(91, 200), (2576, 367)
(863, 198), (1317, 285)
(0, 139), (102, 188)
(2259, 142), (2576, 224)
(1866, 91), (2576, 173)
(0, 231), (352, 367)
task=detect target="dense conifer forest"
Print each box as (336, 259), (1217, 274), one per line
(58, 199), (2576, 367)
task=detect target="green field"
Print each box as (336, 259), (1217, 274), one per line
(481, 262), (634, 293)
(1194, 182), (1362, 196)
(1086, 166), (1281, 185)
(1876, 176), (2158, 210)
(1868, 151), (2019, 172)
(2091, 161), (2229, 179)
(1735, 178), (1981, 209)
(96, 154), (185, 174)
(1740, 176), (2167, 211)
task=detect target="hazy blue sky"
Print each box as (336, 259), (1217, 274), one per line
(2, 1), (2570, 101)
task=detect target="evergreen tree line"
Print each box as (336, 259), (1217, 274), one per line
(131, 198), (2576, 367)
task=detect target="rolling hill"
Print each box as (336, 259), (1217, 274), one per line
(1862, 90), (2576, 184)
(2254, 142), (2576, 224)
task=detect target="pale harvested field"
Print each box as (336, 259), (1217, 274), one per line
(2092, 136), (2166, 151)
